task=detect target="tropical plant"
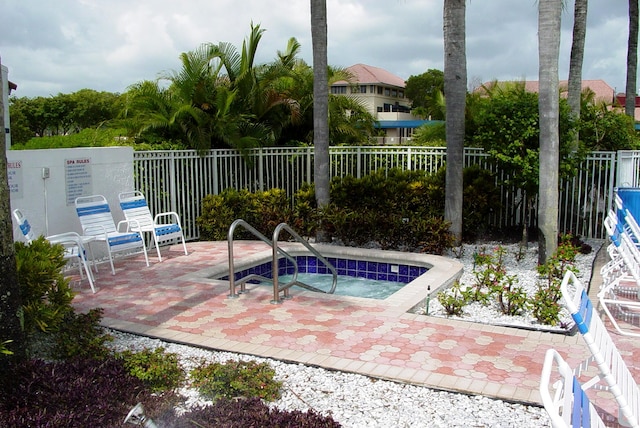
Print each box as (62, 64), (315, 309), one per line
(405, 69), (445, 120)
(14, 237), (75, 336)
(437, 281), (466, 316)
(190, 359), (282, 401)
(120, 347), (185, 392)
(50, 308), (113, 360)
(470, 81), (582, 245)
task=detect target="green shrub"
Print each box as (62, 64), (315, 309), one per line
(190, 359), (282, 401)
(461, 165), (502, 241)
(437, 281), (466, 316)
(50, 308), (113, 360)
(198, 188), (256, 240)
(532, 235), (580, 326)
(197, 166), (498, 254)
(119, 347), (185, 392)
(531, 284), (563, 326)
(494, 277), (530, 316)
(292, 182), (319, 237)
(413, 216), (455, 255)
(14, 237), (75, 335)
(198, 188), (295, 241)
(252, 188), (295, 238)
(0, 340), (13, 356)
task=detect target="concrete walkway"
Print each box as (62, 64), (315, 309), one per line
(69, 241), (640, 425)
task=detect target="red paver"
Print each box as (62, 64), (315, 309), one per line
(70, 241), (640, 422)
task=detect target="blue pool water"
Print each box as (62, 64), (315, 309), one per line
(222, 255), (429, 300)
(277, 273), (404, 299)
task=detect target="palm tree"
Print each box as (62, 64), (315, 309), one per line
(626, 0), (638, 118)
(0, 55), (25, 365)
(538, 0), (562, 263)
(311, 0), (331, 242)
(123, 26), (286, 151)
(443, 0), (467, 246)
(567, 0), (588, 148)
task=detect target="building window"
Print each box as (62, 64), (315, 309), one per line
(399, 90), (404, 98)
(384, 88), (390, 96)
(360, 85), (367, 93)
(370, 85), (376, 93)
(331, 86), (347, 94)
(377, 86), (383, 95)
(391, 89), (397, 97)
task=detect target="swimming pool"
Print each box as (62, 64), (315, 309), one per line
(196, 243), (463, 311)
(223, 254), (429, 299)
(275, 273), (406, 299)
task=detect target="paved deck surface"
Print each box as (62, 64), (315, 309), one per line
(69, 241), (640, 425)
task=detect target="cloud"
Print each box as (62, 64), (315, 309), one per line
(0, 0), (635, 98)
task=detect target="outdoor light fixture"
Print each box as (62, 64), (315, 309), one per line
(124, 403), (158, 427)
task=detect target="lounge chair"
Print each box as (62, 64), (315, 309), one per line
(599, 210), (640, 337)
(561, 270), (640, 427)
(13, 208), (96, 293)
(75, 195), (149, 275)
(539, 348), (606, 428)
(118, 191), (187, 262)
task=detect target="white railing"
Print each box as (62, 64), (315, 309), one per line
(133, 147), (618, 241)
(617, 150), (640, 187)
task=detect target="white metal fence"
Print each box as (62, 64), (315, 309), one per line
(133, 147), (620, 241)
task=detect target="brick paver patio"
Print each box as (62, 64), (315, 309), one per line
(70, 240), (640, 425)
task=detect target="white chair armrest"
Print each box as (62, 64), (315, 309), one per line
(154, 211), (182, 227)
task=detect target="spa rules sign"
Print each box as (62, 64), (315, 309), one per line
(65, 157), (93, 205)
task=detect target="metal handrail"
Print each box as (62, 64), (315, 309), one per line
(227, 219), (299, 298)
(271, 223), (338, 304)
(227, 219), (337, 303)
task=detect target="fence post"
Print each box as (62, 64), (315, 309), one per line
(258, 148), (265, 192)
(169, 151), (177, 214)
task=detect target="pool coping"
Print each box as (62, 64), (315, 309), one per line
(177, 243), (464, 316)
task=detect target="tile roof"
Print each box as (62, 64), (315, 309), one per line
(479, 79), (616, 104)
(336, 63), (406, 88)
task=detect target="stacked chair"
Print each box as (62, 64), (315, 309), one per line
(539, 188), (640, 426)
(554, 271), (640, 428)
(598, 191), (640, 338)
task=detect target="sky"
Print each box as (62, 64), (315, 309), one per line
(0, 0), (634, 99)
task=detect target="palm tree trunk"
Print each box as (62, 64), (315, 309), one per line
(443, 0), (466, 246)
(311, 0), (331, 242)
(538, 0), (562, 264)
(0, 56), (26, 367)
(567, 0), (588, 150)
(626, 0), (638, 118)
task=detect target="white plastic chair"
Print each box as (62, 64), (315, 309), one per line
(75, 195), (149, 275)
(599, 210), (640, 337)
(13, 209), (96, 293)
(118, 191), (187, 262)
(561, 270), (640, 428)
(540, 348), (606, 428)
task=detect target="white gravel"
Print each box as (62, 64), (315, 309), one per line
(107, 240), (602, 427)
(108, 330), (550, 427)
(421, 239), (602, 332)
